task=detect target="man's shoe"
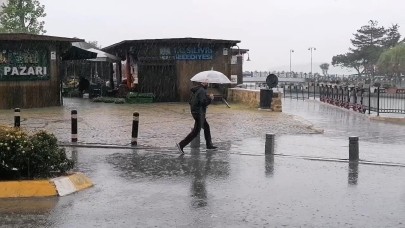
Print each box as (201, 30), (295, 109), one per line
(206, 145), (218, 150)
(176, 143), (184, 154)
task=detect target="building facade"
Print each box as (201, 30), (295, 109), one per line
(0, 33), (83, 109)
(103, 38), (244, 102)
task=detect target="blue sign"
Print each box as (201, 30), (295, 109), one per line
(159, 47), (214, 60)
(174, 47), (213, 60)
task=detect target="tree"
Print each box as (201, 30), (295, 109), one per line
(350, 20), (386, 78)
(377, 43), (405, 85)
(332, 52), (365, 76)
(350, 20), (386, 49)
(319, 63), (329, 76)
(0, 0), (46, 34)
(383, 24), (401, 48)
(87, 40), (102, 49)
(332, 20), (402, 79)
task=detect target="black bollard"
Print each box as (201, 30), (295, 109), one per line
(265, 134), (275, 155)
(349, 136), (359, 161)
(71, 110), (78, 142)
(14, 108), (20, 128)
(131, 112), (139, 146)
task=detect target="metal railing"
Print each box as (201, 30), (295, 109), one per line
(278, 83), (405, 116)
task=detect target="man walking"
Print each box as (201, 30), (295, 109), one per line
(176, 80), (217, 154)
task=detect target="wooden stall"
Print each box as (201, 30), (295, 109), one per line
(0, 34), (84, 109)
(103, 38), (242, 102)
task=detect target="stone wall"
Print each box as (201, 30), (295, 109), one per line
(227, 88), (282, 112)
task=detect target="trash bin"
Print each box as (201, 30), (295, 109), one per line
(260, 89), (273, 109)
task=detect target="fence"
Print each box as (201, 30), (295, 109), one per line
(278, 83), (405, 116)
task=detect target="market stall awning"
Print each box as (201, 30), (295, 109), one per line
(86, 48), (121, 62)
(61, 46), (97, 60)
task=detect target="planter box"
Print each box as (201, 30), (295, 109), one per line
(126, 92), (154, 103)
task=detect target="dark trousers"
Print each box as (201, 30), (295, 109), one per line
(179, 113), (212, 148)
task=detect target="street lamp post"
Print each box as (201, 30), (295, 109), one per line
(308, 47), (316, 78)
(289, 49), (294, 77)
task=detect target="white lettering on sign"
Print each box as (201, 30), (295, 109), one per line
(20, 67), (27, 75)
(3, 66), (47, 76)
(4, 67), (11, 75)
(12, 67), (19, 75)
(28, 67), (35, 75)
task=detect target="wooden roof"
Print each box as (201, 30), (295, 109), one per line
(103, 37), (240, 53)
(0, 33), (84, 42)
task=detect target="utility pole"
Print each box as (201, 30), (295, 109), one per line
(289, 49), (294, 78)
(308, 47), (316, 78)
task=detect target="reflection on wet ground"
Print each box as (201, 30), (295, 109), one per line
(1, 98), (405, 227)
(106, 149), (230, 179)
(0, 198), (59, 214)
(348, 162), (359, 185)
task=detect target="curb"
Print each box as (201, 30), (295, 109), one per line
(369, 116), (405, 124)
(0, 172), (93, 198)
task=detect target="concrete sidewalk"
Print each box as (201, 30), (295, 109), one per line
(0, 98), (404, 227)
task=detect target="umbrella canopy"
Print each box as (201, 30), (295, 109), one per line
(190, 70), (231, 84)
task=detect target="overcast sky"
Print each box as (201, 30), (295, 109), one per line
(41, 0), (405, 74)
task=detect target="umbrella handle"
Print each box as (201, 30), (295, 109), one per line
(222, 98), (231, 108)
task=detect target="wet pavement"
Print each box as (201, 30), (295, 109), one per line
(1, 98), (405, 227)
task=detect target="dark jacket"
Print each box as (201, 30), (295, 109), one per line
(189, 85), (212, 114)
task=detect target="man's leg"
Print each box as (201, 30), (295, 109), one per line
(178, 113), (202, 151)
(203, 118), (217, 149)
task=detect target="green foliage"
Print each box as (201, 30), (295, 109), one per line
(87, 41), (102, 49)
(350, 20), (386, 49)
(0, 0), (46, 34)
(332, 20), (402, 78)
(332, 52), (365, 75)
(0, 126), (73, 180)
(377, 43), (405, 78)
(383, 24), (401, 48)
(319, 63), (330, 76)
(126, 92), (154, 103)
(92, 97), (126, 104)
(114, 98), (125, 104)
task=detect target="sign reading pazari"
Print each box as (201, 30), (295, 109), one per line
(0, 49), (50, 81)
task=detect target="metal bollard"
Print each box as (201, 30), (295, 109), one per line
(131, 112), (139, 146)
(14, 108), (20, 128)
(190, 128), (200, 148)
(349, 136), (359, 161)
(265, 134), (275, 154)
(71, 110), (78, 142)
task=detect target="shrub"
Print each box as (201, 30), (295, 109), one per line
(114, 98), (125, 104)
(0, 126), (74, 180)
